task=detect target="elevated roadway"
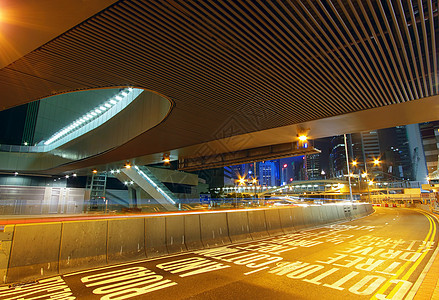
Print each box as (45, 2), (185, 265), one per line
(0, 1), (438, 174)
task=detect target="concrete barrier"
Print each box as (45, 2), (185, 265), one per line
(59, 220), (107, 273)
(264, 209), (283, 236)
(325, 205), (335, 222)
(0, 225), (14, 284)
(107, 218), (145, 264)
(278, 207), (295, 233)
(335, 204), (345, 221)
(328, 205), (339, 222)
(359, 204), (367, 216)
(200, 213), (231, 248)
(343, 204), (353, 220)
(358, 204), (363, 215)
(310, 206), (323, 227)
(350, 204), (359, 218)
(333, 204), (344, 222)
(8, 223), (61, 283)
(366, 204), (371, 214)
(319, 205), (330, 224)
(184, 214), (203, 250)
(247, 210), (269, 239)
(165, 215), (187, 254)
(291, 206), (306, 230)
(336, 204), (346, 220)
(4, 203), (375, 284)
(145, 217), (168, 257)
(227, 211), (251, 243)
(300, 206), (314, 229)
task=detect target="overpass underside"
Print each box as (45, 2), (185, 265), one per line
(0, 0), (437, 175)
(179, 142), (319, 171)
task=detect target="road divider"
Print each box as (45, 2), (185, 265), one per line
(265, 209), (283, 236)
(248, 210), (269, 239)
(7, 223), (61, 283)
(165, 215), (186, 254)
(278, 207), (295, 233)
(291, 206), (306, 230)
(3, 203), (373, 284)
(59, 220), (108, 274)
(145, 217), (168, 258)
(184, 214), (203, 250)
(107, 218), (145, 264)
(200, 212), (231, 248)
(226, 211), (252, 243)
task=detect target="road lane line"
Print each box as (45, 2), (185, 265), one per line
(404, 211), (439, 299)
(405, 243), (439, 300)
(401, 214), (436, 280)
(385, 213), (436, 298)
(63, 252), (190, 277)
(244, 267), (269, 275)
(370, 210), (434, 299)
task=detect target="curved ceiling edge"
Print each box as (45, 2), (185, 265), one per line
(0, 88), (173, 172)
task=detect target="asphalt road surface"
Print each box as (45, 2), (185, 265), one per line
(1, 207), (437, 300)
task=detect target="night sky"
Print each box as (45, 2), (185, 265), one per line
(0, 105), (27, 145)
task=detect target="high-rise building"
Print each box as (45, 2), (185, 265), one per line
(224, 164), (244, 185)
(406, 124), (429, 182)
(280, 162), (288, 186)
(350, 133), (364, 164)
(259, 161), (277, 187)
(419, 121), (439, 177)
(223, 166), (235, 186)
(329, 135), (347, 178)
(360, 130), (381, 161)
(331, 132), (382, 180)
(378, 126), (413, 180)
(306, 153), (321, 180)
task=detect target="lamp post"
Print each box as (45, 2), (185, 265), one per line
(343, 134), (353, 202)
(351, 158), (381, 203)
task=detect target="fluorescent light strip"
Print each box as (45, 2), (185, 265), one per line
(44, 88), (132, 146)
(134, 166), (176, 204)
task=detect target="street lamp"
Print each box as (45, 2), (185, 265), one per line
(351, 159), (377, 202)
(162, 153), (171, 165)
(298, 135), (307, 141)
(296, 127), (309, 148)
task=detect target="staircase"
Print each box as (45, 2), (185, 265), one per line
(86, 172), (107, 210)
(120, 166), (178, 211)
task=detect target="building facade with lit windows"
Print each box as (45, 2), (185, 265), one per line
(420, 121), (439, 178)
(258, 161), (277, 187)
(306, 153), (321, 180)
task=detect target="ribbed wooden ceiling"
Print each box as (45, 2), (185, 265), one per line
(0, 0), (438, 162)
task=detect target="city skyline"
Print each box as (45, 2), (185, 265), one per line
(224, 122), (438, 186)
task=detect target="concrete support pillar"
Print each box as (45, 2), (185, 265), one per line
(127, 187), (138, 208)
(406, 123), (428, 182)
(135, 188), (142, 208)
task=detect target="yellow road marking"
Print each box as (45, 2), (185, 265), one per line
(386, 212), (437, 298)
(370, 210), (436, 299)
